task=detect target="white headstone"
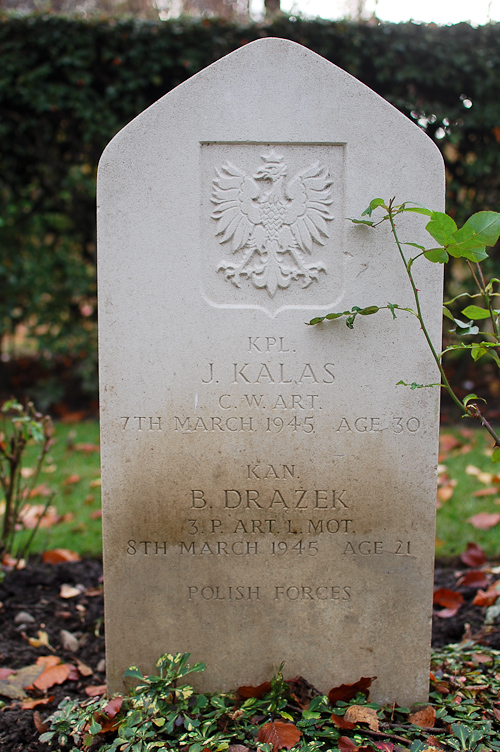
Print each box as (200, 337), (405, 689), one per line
(98, 38), (444, 704)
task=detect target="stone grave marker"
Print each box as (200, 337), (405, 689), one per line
(98, 38), (444, 704)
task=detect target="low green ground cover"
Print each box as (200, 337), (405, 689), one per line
(42, 649), (500, 752)
(15, 420), (500, 561)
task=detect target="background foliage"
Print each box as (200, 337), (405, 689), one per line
(1, 15), (500, 403)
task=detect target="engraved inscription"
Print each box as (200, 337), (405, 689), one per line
(190, 488), (350, 510)
(188, 586), (261, 600)
(211, 150), (333, 297)
(126, 538), (413, 558)
(335, 417), (421, 433)
(184, 585), (352, 602)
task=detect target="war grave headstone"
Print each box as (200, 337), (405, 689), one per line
(97, 38), (444, 704)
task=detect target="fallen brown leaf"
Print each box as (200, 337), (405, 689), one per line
(408, 705), (436, 728)
(439, 434), (462, 453)
(32, 709), (50, 731)
(76, 659), (93, 677)
(19, 504), (59, 529)
(285, 676), (316, 709)
(28, 630), (54, 650)
(35, 655), (61, 669)
(1, 554), (26, 568)
(0, 665), (45, 700)
(344, 704), (380, 731)
(460, 542), (487, 568)
(60, 410), (88, 424)
(63, 474), (81, 486)
(473, 581), (500, 607)
(330, 713), (356, 730)
(472, 653), (493, 664)
(256, 720), (301, 751)
(437, 486), (454, 503)
(29, 484), (52, 498)
(472, 487), (498, 497)
(337, 737), (374, 752)
(433, 588), (464, 618)
(84, 587), (103, 597)
(85, 684), (107, 697)
(94, 696), (124, 734)
(42, 549), (81, 564)
(33, 663), (71, 691)
(467, 512), (500, 530)
(456, 570), (489, 589)
(60, 584), (82, 599)
(22, 697), (54, 711)
(328, 677), (375, 704)
(74, 443), (100, 453)
(102, 697), (123, 719)
(237, 681), (271, 699)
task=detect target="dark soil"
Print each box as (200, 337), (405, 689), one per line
(1, 559), (499, 752)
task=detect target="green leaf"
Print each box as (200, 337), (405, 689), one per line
(492, 447), (500, 463)
(426, 212), (457, 245)
(454, 211), (500, 248)
(397, 380), (441, 389)
(424, 247), (449, 263)
(361, 198), (385, 217)
(39, 732), (55, 743)
(302, 710), (321, 720)
(325, 312), (347, 320)
(443, 306), (454, 321)
(404, 242), (426, 250)
(470, 345), (487, 361)
(449, 319), (479, 335)
(485, 277), (500, 293)
(463, 393), (486, 407)
(359, 306), (380, 315)
(123, 666), (144, 681)
(350, 218), (375, 226)
(487, 348), (500, 367)
(404, 206), (432, 216)
(89, 719), (102, 735)
(461, 305), (491, 320)
(449, 245), (489, 263)
(306, 316), (325, 326)
(451, 722), (471, 748)
(387, 302), (399, 319)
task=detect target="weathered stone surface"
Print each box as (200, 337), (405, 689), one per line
(98, 38), (444, 704)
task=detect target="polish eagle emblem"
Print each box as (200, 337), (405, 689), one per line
(211, 150), (334, 297)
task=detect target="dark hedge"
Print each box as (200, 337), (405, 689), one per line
(1, 15), (499, 399)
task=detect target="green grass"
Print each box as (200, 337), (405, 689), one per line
(436, 425), (500, 559)
(12, 420), (500, 561)
(19, 420), (102, 557)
